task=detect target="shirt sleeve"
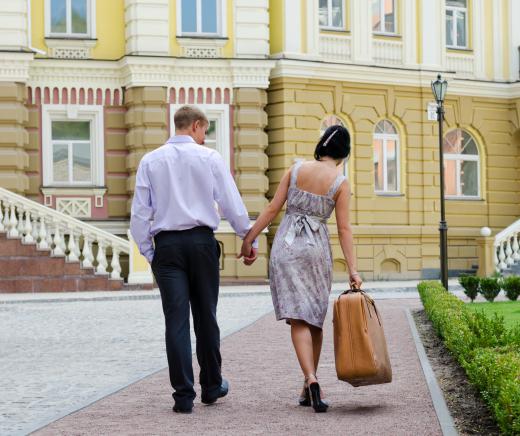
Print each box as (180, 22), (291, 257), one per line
(211, 153), (258, 249)
(130, 159), (155, 263)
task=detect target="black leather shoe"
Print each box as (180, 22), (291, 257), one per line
(201, 378), (229, 405)
(173, 404), (193, 414)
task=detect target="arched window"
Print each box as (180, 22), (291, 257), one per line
(443, 129), (480, 198)
(373, 120), (399, 193)
(320, 115), (349, 176)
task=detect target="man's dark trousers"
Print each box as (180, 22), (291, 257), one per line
(152, 226), (222, 409)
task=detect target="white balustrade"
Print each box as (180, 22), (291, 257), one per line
(95, 240), (108, 275)
(0, 187), (131, 282)
(372, 38), (403, 66)
(494, 218), (520, 272)
(319, 34), (352, 62)
(446, 52), (474, 77)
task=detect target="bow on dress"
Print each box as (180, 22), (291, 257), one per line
(284, 214), (324, 246)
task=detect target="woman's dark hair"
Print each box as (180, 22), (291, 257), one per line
(314, 125), (351, 161)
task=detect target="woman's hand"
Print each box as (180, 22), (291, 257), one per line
(349, 272), (362, 289)
(238, 239), (257, 265)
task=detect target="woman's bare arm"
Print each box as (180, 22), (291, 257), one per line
(334, 180), (361, 285)
(240, 168), (291, 255)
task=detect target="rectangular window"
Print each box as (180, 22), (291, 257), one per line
(181, 0), (220, 35)
(374, 135), (399, 193)
(319, 0), (344, 30)
(372, 0), (396, 34)
(51, 121), (92, 184)
(49, 0), (91, 37)
(446, 0), (468, 49)
(42, 105), (104, 188)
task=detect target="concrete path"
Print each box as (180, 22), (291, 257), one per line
(35, 298), (442, 436)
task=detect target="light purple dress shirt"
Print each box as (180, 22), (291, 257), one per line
(130, 135), (256, 263)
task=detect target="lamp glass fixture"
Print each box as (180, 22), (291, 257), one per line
(431, 74), (448, 104)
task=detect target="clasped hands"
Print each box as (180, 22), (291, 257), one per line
(237, 236), (257, 266)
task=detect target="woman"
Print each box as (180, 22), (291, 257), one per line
(240, 125), (362, 413)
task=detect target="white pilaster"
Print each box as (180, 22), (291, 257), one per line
(493, 0), (503, 81)
(351, 0), (372, 63)
(509, 0), (520, 81)
(284, 0), (302, 54)
(305, 0), (320, 57)
(402, 0), (418, 67)
(420, 0), (444, 70)
(124, 0), (170, 56)
(473, 0), (486, 79)
(234, 0), (270, 58)
(0, 0), (28, 51)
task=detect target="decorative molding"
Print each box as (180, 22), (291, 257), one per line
(269, 59), (520, 99)
(56, 197), (92, 218)
(177, 37), (227, 58)
(45, 38), (97, 59)
(41, 187), (106, 208)
(0, 52), (33, 82)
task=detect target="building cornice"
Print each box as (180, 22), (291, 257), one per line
(270, 59), (520, 99)
(0, 52), (34, 82)
(25, 57), (275, 97)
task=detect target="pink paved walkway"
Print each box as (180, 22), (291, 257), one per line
(35, 299), (441, 435)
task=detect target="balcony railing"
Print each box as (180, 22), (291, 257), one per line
(446, 52), (475, 77)
(319, 33), (352, 62)
(372, 38), (403, 66)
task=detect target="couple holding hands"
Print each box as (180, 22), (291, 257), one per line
(130, 105), (361, 414)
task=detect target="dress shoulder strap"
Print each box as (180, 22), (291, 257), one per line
(327, 174), (346, 198)
(290, 160), (304, 187)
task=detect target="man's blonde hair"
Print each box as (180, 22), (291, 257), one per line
(174, 105), (208, 130)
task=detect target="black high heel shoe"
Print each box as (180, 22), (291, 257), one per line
(309, 382), (328, 413)
(298, 382), (311, 406)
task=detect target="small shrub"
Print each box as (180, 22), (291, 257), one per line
(479, 277), (501, 302)
(418, 281), (520, 435)
(502, 275), (520, 301)
(458, 274), (480, 302)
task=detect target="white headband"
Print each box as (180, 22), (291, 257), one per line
(323, 129), (338, 147)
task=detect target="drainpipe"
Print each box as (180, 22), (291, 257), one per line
(27, 0), (46, 55)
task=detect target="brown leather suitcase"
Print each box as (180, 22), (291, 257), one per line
(333, 288), (392, 387)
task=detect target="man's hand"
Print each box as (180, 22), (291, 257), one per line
(237, 240), (257, 265)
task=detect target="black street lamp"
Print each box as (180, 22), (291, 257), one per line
(431, 74), (449, 290)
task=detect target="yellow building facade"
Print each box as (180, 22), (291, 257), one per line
(0, 0), (519, 283)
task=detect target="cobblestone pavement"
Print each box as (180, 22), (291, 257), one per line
(0, 294), (274, 436)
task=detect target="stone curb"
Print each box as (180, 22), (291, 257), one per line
(405, 308), (458, 436)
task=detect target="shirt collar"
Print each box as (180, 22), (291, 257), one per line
(167, 135), (197, 144)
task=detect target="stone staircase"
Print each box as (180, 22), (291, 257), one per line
(0, 187), (152, 293)
(0, 233), (124, 292)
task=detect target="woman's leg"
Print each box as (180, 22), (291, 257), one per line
(309, 325), (323, 371)
(290, 320), (317, 383)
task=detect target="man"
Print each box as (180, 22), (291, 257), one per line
(130, 105), (257, 414)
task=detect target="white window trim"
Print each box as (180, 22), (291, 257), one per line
(372, 0), (397, 35)
(169, 104), (231, 169)
(45, 0), (96, 39)
(374, 131), (400, 194)
(444, 153), (480, 199)
(42, 104), (104, 187)
(319, 0), (346, 31)
(176, 0), (226, 37)
(446, 3), (468, 49)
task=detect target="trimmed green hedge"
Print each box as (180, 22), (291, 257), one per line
(418, 281), (520, 435)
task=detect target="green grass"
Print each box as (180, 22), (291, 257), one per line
(466, 301), (520, 330)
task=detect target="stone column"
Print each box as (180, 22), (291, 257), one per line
(231, 87), (269, 278)
(125, 86), (168, 212)
(0, 82), (29, 193)
(476, 236), (496, 278)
